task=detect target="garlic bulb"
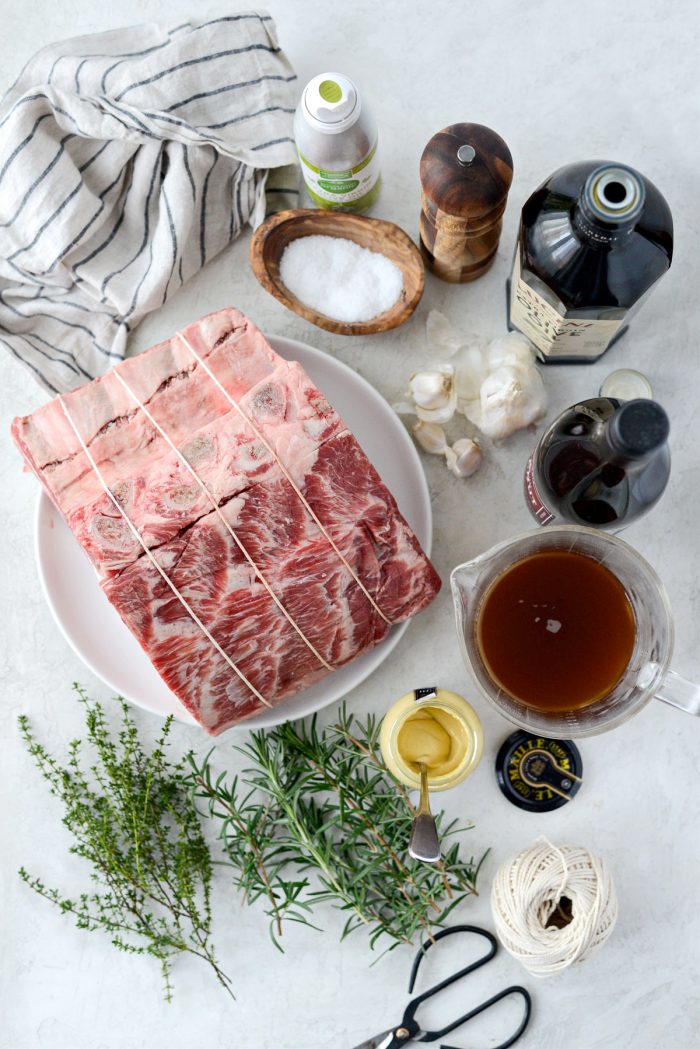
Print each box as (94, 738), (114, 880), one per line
(407, 315), (548, 445)
(412, 421), (448, 455)
(445, 438), (482, 478)
(463, 362), (547, 439)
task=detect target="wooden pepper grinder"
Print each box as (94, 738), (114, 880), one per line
(419, 123), (513, 282)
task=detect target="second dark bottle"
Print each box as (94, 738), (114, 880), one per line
(509, 160), (673, 363)
(525, 397), (671, 530)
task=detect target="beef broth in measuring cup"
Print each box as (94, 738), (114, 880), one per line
(450, 526), (700, 738)
(475, 550), (636, 714)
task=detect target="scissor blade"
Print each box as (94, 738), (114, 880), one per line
(351, 1028), (402, 1049)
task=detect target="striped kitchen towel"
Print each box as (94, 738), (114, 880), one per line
(0, 12), (299, 393)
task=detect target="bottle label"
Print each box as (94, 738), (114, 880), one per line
(298, 139), (381, 211)
(510, 253), (623, 358)
(524, 450), (556, 525)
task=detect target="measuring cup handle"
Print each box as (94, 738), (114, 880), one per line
(655, 669), (700, 716)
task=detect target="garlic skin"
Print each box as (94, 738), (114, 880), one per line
(486, 331), (536, 370)
(412, 421), (448, 455)
(392, 400), (416, 416)
(426, 309), (477, 360)
(445, 438), (482, 478)
(426, 309), (463, 358)
(454, 346), (488, 406)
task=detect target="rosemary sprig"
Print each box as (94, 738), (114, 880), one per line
(20, 689), (487, 996)
(189, 707), (487, 955)
(19, 686), (231, 1001)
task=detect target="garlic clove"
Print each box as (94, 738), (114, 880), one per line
(408, 365), (457, 423)
(426, 310), (463, 359)
(446, 438), (482, 478)
(415, 398), (457, 425)
(412, 420), (449, 455)
(408, 365), (454, 410)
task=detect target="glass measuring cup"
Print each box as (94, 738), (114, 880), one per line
(450, 525), (700, 738)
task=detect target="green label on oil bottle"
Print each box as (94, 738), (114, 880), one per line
(299, 140), (381, 213)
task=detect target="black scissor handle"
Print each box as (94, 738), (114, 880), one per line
(439, 985), (532, 1049)
(407, 925), (497, 999)
(403, 926), (532, 1049)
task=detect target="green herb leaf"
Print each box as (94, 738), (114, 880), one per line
(189, 705), (486, 955)
(19, 686), (232, 1001)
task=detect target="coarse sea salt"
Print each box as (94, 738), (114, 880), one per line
(279, 234), (404, 323)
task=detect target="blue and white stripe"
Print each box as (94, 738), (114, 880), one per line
(0, 11), (299, 393)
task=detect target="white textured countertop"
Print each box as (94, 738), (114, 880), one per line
(2, 1), (700, 1047)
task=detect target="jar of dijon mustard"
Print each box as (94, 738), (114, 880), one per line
(380, 687), (483, 791)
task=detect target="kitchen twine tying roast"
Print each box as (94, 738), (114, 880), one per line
(175, 329), (393, 626)
(57, 391), (272, 708)
(490, 838), (618, 976)
(57, 329), (394, 708)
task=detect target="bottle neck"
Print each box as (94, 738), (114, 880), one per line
(572, 203), (631, 245)
(573, 163), (646, 246)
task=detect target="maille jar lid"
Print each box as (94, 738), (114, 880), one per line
(495, 730), (583, 812)
(419, 123), (513, 224)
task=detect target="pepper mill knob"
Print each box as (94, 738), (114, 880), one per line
(456, 144), (476, 165)
(419, 123), (513, 283)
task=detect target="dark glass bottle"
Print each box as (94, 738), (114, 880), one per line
(525, 398), (671, 530)
(509, 161), (673, 362)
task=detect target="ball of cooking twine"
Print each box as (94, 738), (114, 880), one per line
(490, 837), (618, 977)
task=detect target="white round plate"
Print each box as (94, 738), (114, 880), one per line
(35, 334), (433, 731)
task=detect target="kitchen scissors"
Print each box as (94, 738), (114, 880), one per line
(352, 925), (531, 1049)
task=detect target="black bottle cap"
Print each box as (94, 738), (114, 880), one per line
(609, 399), (669, 456)
(495, 731), (583, 812)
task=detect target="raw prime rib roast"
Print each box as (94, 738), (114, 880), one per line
(13, 308), (441, 733)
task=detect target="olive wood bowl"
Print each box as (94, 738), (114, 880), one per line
(249, 208), (425, 335)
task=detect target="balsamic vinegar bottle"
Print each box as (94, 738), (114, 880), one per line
(509, 161), (673, 362)
(525, 398), (671, 530)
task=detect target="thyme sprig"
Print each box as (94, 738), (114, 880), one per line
(20, 691), (487, 998)
(19, 686), (231, 1001)
(190, 707), (487, 955)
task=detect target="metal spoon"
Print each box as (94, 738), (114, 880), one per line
(408, 762), (441, 863)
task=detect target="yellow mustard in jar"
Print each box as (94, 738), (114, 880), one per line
(397, 709), (456, 773)
(380, 688), (483, 791)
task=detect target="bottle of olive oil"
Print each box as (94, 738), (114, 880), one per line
(510, 161), (673, 362)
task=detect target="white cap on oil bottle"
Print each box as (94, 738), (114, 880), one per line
(301, 73), (361, 134)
